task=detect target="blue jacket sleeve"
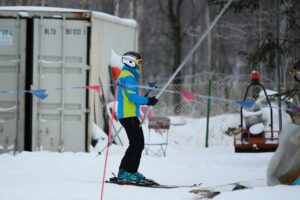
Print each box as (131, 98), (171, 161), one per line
(123, 76), (149, 105)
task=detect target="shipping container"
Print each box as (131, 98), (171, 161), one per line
(0, 7), (138, 153)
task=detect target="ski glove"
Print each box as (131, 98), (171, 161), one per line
(147, 97), (158, 106)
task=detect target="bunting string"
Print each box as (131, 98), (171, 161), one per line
(0, 82), (297, 112)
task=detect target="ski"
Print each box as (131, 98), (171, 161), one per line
(190, 179), (266, 199)
(106, 177), (202, 189)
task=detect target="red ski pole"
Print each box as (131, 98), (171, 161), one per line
(100, 83), (118, 200)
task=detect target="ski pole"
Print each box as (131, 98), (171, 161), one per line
(100, 84), (118, 200)
(140, 0), (234, 125)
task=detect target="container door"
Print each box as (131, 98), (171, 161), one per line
(31, 17), (89, 152)
(0, 18), (26, 153)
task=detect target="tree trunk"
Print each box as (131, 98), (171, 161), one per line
(129, 0), (136, 19)
(113, 0), (120, 16)
(191, 0), (197, 86)
(167, 0), (183, 114)
(206, 2), (212, 72)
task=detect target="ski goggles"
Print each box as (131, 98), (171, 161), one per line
(122, 55), (142, 68)
(135, 59), (142, 67)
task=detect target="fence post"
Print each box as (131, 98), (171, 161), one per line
(205, 77), (212, 148)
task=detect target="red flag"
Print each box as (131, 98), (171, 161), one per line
(110, 50), (123, 81)
(111, 65), (122, 81)
(179, 91), (197, 101)
(83, 85), (101, 94)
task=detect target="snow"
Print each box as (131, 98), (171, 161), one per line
(242, 108), (263, 117)
(249, 122), (264, 134)
(259, 89), (278, 97)
(0, 113), (299, 200)
(0, 6), (87, 12)
(92, 12), (136, 27)
(0, 6), (137, 27)
(214, 185), (300, 200)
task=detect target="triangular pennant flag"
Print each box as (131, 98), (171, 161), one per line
(83, 85), (101, 94)
(235, 100), (255, 108)
(179, 91), (197, 101)
(110, 50), (123, 81)
(111, 66), (122, 81)
(30, 89), (48, 100)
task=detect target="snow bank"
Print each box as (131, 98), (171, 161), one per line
(214, 185), (300, 200)
(0, 112), (297, 200)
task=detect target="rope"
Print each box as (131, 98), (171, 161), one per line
(100, 83), (118, 200)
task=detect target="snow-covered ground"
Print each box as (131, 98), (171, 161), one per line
(0, 111), (299, 200)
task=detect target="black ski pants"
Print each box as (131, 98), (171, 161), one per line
(119, 117), (144, 173)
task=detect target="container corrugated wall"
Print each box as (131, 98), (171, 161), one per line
(31, 17), (89, 152)
(0, 18), (26, 153)
(0, 8), (138, 153)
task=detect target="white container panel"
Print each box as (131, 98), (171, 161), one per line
(0, 119), (16, 151)
(63, 116), (85, 152)
(31, 18), (88, 152)
(38, 118), (61, 151)
(0, 18), (26, 153)
(0, 8), (138, 153)
(89, 14), (138, 140)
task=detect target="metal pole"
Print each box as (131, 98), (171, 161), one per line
(276, 0), (282, 133)
(59, 15), (66, 152)
(156, 0), (233, 99)
(14, 16), (21, 155)
(205, 77), (212, 148)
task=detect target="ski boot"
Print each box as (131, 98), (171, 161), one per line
(134, 172), (158, 185)
(133, 172), (146, 181)
(117, 169), (139, 182)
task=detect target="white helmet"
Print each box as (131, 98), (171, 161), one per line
(122, 51), (142, 68)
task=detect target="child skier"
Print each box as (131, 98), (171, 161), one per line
(116, 51), (158, 182)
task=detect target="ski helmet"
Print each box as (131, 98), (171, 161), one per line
(122, 51), (142, 68)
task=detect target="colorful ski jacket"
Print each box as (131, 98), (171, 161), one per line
(117, 65), (148, 119)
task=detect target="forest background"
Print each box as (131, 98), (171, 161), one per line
(1, 0), (299, 116)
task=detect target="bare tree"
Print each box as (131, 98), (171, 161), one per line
(113, 0), (120, 16)
(157, 0), (186, 114)
(206, 2), (212, 72)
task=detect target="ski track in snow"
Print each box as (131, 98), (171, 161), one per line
(0, 115), (299, 200)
